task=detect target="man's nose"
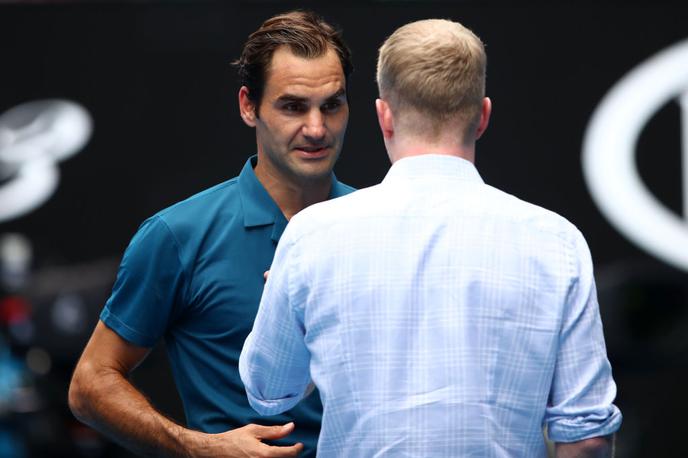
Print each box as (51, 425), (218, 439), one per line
(302, 109), (326, 141)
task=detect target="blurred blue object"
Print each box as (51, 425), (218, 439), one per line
(0, 341), (23, 406)
(0, 339), (26, 458)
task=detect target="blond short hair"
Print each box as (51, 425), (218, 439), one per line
(376, 19), (486, 140)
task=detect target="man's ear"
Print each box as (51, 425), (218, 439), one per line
(239, 86), (257, 127)
(475, 97), (492, 140)
(375, 98), (394, 140)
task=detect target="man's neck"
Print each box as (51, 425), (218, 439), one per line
(390, 143), (475, 164)
(385, 129), (476, 164)
(254, 161), (332, 221)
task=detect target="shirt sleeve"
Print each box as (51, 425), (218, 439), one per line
(545, 228), (622, 442)
(239, 222), (312, 416)
(100, 215), (187, 348)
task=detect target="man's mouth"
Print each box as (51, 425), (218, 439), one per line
(295, 145), (330, 157)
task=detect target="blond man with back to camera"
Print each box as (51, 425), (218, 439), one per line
(240, 19), (622, 457)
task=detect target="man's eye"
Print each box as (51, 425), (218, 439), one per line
(283, 103), (305, 113)
(322, 101), (342, 112)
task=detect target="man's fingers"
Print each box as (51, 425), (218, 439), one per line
(242, 423), (302, 456)
(263, 270), (270, 281)
(249, 422), (295, 440)
(262, 441), (304, 457)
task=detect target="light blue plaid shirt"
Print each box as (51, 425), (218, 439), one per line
(240, 154), (621, 457)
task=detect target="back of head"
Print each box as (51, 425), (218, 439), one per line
(234, 10), (353, 107)
(376, 19), (486, 142)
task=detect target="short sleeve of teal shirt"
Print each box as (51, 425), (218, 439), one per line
(101, 215), (188, 347)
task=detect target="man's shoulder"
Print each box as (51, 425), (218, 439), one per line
(483, 184), (582, 242)
(288, 184), (381, 234)
(154, 176), (240, 223)
(162, 176), (240, 213)
(127, 177), (244, 246)
(324, 181), (376, 205)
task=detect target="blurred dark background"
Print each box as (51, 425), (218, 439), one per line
(0, 1), (686, 457)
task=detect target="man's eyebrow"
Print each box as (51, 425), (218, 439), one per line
(276, 94), (307, 104)
(275, 88), (347, 104)
(327, 88), (347, 100)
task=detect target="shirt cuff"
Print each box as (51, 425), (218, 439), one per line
(245, 390), (301, 417)
(547, 405), (623, 443)
(100, 306), (156, 348)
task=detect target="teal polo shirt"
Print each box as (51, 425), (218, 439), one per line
(101, 156), (355, 456)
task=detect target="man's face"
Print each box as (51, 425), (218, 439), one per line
(245, 46), (349, 185)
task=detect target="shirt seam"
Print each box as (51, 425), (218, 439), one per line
(153, 215), (191, 308)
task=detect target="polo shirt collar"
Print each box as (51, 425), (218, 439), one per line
(238, 156), (283, 229)
(238, 155), (349, 240)
(329, 175), (353, 199)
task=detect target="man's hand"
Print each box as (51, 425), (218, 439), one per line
(189, 422), (303, 457)
(264, 270), (270, 282)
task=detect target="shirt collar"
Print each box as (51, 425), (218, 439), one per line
(238, 156), (284, 229)
(329, 175), (354, 199)
(238, 155), (349, 239)
(382, 154), (484, 184)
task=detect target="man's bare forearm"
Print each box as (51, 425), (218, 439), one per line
(69, 361), (199, 457)
(555, 435), (614, 458)
(70, 322), (302, 458)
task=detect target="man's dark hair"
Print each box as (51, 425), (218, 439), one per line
(233, 10), (353, 111)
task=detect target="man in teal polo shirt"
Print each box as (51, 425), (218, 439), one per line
(68, 11), (354, 458)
